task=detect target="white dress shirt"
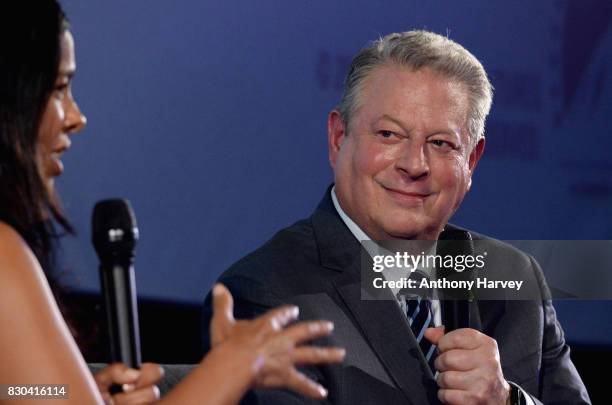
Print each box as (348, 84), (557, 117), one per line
(330, 187), (441, 326)
(331, 187), (534, 405)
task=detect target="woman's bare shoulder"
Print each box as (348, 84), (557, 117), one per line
(0, 224), (102, 401)
(0, 221), (55, 312)
(0, 221), (42, 280)
(0, 220), (25, 245)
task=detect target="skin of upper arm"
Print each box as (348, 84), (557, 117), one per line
(0, 222), (102, 404)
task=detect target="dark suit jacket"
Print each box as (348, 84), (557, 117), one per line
(202, 189), (590, 404)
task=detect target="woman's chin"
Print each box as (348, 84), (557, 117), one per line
(41, 160), (63, 193)
(44, 158), (64, 178)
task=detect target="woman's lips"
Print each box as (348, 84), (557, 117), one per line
(49, 153), (65, 175)
(48, 143), (70, 176)
(53, 138), (71, 154)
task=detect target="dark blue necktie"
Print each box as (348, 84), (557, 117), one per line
(398, 271), (437, 373)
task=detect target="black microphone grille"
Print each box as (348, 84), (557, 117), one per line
(436, 228), (476, 296)
(437, 228), (474, 256)
(92, 199), (139, 261)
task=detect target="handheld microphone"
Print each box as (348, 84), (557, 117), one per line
(92, 199), (142, 369)
(437, 228), (475, 333)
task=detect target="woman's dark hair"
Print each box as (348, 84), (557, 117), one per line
(0, 0), (73, 271)
(0, 1), (100, 356)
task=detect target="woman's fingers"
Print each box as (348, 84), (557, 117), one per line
(210, 283), (236, 346)
(94, 363), (140, 390)
(210, 284), (236, 345)
(112, 385), (160, 405)
(211, 284), (234, 325)
(282, 320), (334, 345)
(134, 363), (164, 389)
(239, 308), (344, 399)
(258, 305), (300, 332)
(283, 369), (328, 399)
(94, 362), (163, 404)
(291, 346), (346, 365)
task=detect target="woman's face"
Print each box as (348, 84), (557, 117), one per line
(37, 30), (86, 190)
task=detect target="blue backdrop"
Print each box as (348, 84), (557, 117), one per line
(57, 0), (612, 346)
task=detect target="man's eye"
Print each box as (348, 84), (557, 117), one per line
(378, 130), (395, 138)
(430, 139), (453, 149)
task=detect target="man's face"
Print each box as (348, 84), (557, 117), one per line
(328, 65), (484, 240)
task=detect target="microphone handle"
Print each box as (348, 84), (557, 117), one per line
(441, 299), (470, 333)
(100, 263), (142, 369)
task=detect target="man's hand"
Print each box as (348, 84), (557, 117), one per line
(425, 327), (511, 405)
(94, 362), (163, 404)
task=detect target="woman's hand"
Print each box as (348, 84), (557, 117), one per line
(209, 284), (345, 399)
(94, 362), (164, 404)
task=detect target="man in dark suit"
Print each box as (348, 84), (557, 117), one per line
(202, 30), (590, 404)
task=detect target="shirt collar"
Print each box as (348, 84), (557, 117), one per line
(331, 186), (370, 244)
(330, 186), (437, 284)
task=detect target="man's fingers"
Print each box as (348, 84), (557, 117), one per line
(437, 328), (483, 352)
(112, 385), (160, 405)
(424, 326), (445, 345)
(94, 363), (140, 389)
(434, 349), (476, 373)
(284, 369), (328, 399)
(438, 388), (468, 405)
(212, 283), (235, 325)
(291, 346), (346, 365)
(282, 320), (334, 344)
(134, 363), (164, 389)
(436, 370), (475, 390)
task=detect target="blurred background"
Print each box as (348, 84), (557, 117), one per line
(57, 0), (610, 399)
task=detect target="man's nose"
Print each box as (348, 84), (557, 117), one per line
(395, 141), (429, 180)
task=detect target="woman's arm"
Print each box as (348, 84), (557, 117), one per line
(160, 284), (345, 405)
(0, 223), (161, 405)
(0, 222), (103, 404)
(0, 222), (343, 405)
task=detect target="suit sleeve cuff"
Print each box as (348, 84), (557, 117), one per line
(507, 381), (538, 405)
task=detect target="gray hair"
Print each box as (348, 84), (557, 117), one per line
(337, 30), (493, 145)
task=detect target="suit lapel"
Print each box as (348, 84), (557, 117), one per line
(334, 274), (441, 405)
(312, 188), (441, 404)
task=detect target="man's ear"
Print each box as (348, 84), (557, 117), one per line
(467, 137), (485, 190)
(328, 109), (347, 169)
